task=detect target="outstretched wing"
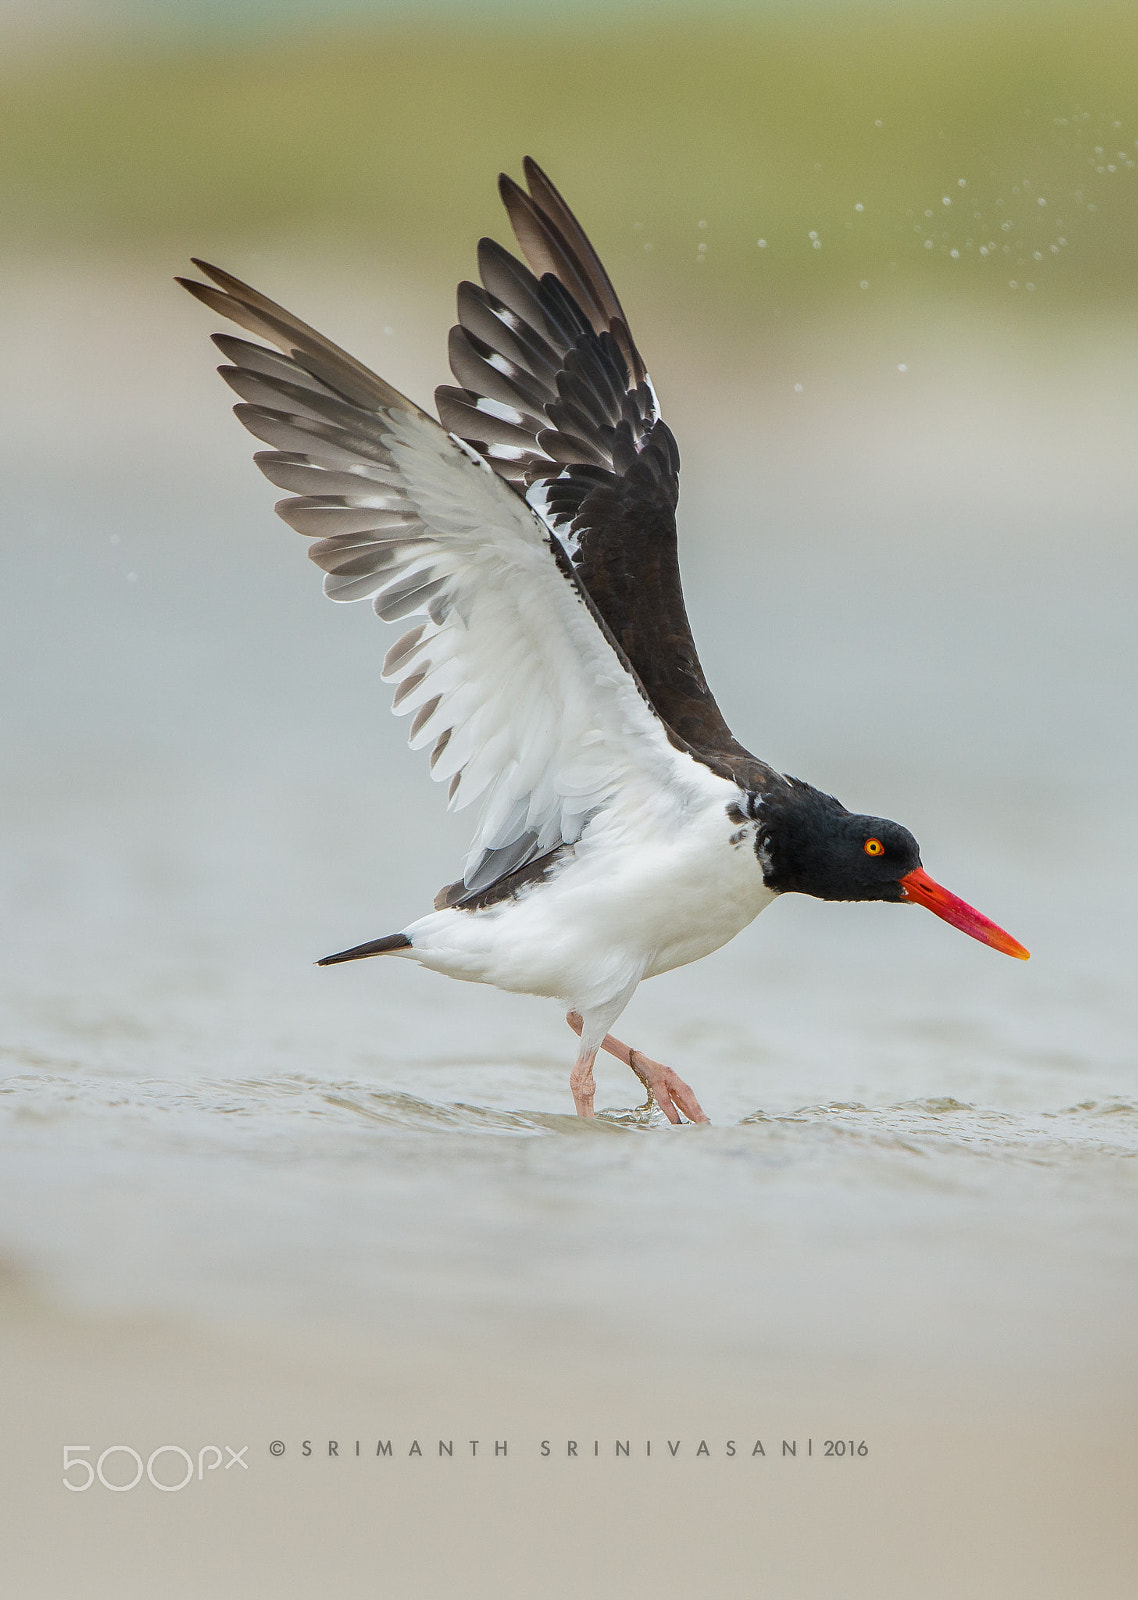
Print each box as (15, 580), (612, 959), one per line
(179, 260), (719, 904)
(436, 157), (772, 793)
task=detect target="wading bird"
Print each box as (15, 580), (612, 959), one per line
(180, 158), (1027, 1123)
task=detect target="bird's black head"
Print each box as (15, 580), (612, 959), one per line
(753, 781), (920, 902)
(743, 778), (1029, 959)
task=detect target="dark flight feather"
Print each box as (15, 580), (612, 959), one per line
(435, 158), (774, 794)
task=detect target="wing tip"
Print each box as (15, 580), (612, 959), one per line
(498, 170), (524, 208)
(521, 154), (555, 200)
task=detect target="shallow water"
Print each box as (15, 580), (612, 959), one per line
(2, 257), (1137, 1594)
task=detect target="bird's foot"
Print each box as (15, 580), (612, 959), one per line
(565, 1012), (710, 1125)
(627, 1049), (709, 1126)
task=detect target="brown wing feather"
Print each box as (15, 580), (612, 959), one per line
(179, 260), (424, 415)
(519, 156), (646, 383)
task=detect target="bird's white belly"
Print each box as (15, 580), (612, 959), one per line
(402, 799), (774, 1011)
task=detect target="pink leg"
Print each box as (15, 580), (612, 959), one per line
(569, 1046), (598, 1119)
(566, 1012), (710, 1125)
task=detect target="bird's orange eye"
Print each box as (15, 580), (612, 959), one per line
(864, 838), (885, 857)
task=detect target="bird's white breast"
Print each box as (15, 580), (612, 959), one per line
(401, 771), (775, 1013)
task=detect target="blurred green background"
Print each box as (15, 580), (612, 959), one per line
(3, 0), (1138, 325)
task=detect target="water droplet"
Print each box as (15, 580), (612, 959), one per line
(757, 238), (767, 248)
(854, 202), (864, 213)
(1033, 251), (1043, 261)
(812, 239), (821, 250)
(808, 230), (818, 240)
(859, 280), (869, 289)
(793, 383), (803, 392)
(383, 325), (394, 336)
(874, 119), (883, 127)
(957, 178), (967, 187)
(1009, 280), (1018, 289)
(697, 242), (708, 253)
(1037, 196), (1047, 206)
(942, 196), (952, 206)
(980, 246), (989, 256)
(698, 219), (708, 229)
(126, 571), (138, 583)
(923, 239), (934, 249)
(925, 209), (934, 218)
(109, 534), (120, 545)
(1026, 282), (1035, 291)
(950, 249), (960, 259)
(644, 242), (653, 252)
(897, 363), (908, 373)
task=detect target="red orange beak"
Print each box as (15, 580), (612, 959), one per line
(899, 868), (1029, 960)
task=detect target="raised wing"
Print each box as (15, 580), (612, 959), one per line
(178, 260), (716, 903)
(436, 157), (771, 793)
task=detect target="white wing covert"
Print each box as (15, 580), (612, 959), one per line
(179, 261), (701, 902)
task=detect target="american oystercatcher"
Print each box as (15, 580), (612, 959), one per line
(180, 158), (1028, 1124)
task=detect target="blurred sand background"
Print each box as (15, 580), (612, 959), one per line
(2, 2), (1137, 1596)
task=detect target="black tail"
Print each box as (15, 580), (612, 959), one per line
(317, 933), (412, 966)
